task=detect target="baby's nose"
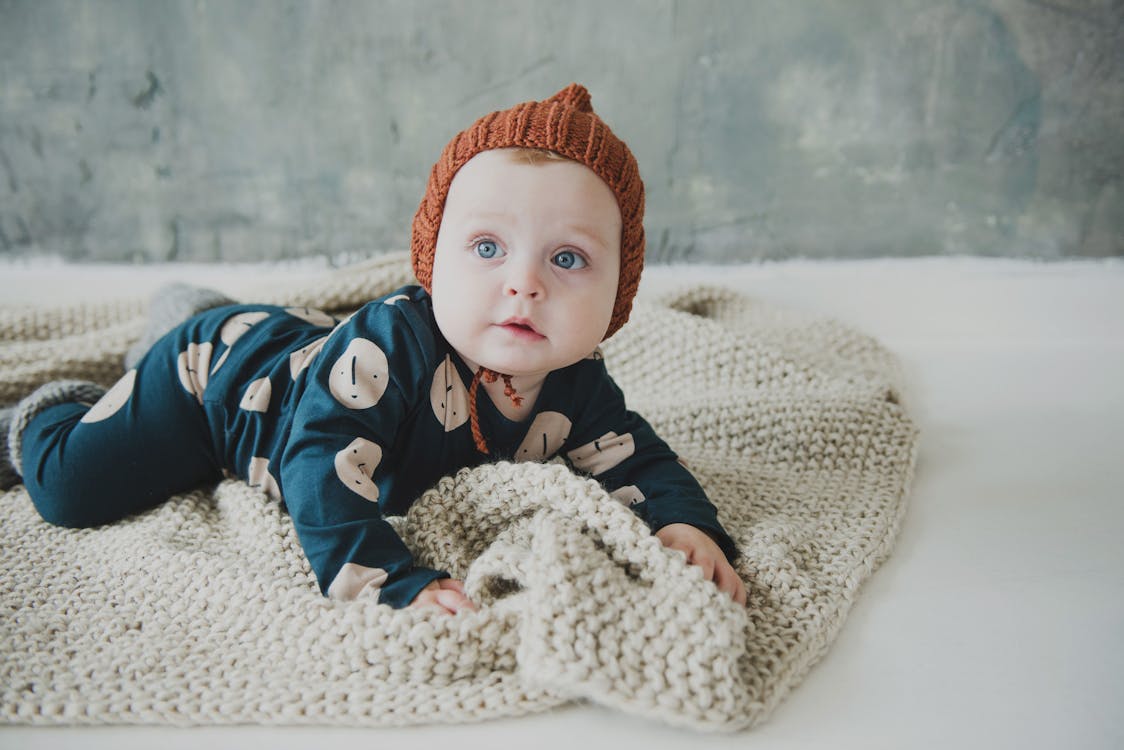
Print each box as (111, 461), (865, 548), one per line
(503, 262), (544, 299)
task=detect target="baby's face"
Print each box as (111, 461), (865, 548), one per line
(431, 149), (621, 381)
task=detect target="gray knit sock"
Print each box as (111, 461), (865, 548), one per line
(124, 282), (235, 369)
(6, 380), (107, 480)
(0, 406), (17, 490)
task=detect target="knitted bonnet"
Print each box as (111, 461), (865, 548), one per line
(411, 83), (646, 341)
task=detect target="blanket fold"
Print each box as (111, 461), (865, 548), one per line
(1, 253), (919, 731)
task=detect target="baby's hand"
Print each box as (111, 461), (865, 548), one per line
(409, 578), (477, 615)
(656, 523), (747, 606)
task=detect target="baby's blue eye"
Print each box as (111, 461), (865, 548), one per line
(552, 250), (586, 269)
(474, 240), (503, 259)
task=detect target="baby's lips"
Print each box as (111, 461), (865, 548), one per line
(496, 317), (546, 340)
(498, 316), (542, 335)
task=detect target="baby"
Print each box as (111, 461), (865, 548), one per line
(2, 84), (746, 613)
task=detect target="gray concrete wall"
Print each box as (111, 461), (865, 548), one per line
(1, 0), (1121, 263)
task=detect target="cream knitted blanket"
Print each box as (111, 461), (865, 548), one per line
(0, 254), (919, 731)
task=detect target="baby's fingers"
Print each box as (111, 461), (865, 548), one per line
(714, 562), (747, 606)
(409, 579), (476, 615)
(434, 586), (477, 614)
(436, 578), (467, 595)
(696, 553), (717, 581)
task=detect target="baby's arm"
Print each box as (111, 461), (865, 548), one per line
(280, 294), (465, 610)
(562, 359), (743, 604)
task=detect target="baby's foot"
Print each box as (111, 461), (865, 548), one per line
(124, 283), (235, 369)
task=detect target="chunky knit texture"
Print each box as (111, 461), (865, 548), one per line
(411, 83), (645, 340)
(0, 253), (919, 731)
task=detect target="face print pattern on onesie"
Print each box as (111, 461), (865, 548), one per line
(80, 369), (137, 423)
(247, 456), (281, 501)
(289, 335), (330, 380)
(177, 342), (213, 404)
(211, 311), (271, 374)
(335, 437), (382, 502)
(429, 354), (470, 432)
(327, 562), (389, 600)
(221, 311), (271, 345)
(610, 484), (645, 507)
(329, 338), (390, 410)
(515, 411), (573, 461)
(566, 431), (636, 476)
(239, 376), (272, 412)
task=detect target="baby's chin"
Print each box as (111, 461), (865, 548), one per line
(477, 359), (551, 379)
(452, 337), (595, 379)
(460, 352), (566, 381)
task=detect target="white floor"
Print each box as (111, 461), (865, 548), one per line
(2, 256), (1122, 749)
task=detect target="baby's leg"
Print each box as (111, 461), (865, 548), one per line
(17, 338), (222, 528)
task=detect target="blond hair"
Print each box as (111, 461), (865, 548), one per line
(498, 147), (570, 166)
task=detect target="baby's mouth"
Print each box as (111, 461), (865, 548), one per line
(497, 317), (545, 340)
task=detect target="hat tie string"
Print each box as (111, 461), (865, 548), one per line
(468, 366), (524, 454)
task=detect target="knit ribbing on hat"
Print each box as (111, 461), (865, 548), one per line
(411, 83), (645, 341)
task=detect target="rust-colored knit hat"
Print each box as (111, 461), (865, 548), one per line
(411, 83), (645, 340)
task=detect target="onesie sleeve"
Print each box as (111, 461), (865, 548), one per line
(562, 358), (739, 562)
(279, 291), (447, 608)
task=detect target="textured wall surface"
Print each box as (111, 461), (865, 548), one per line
(1, 0), (1121, 263)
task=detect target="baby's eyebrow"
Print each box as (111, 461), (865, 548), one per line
(563, 224), (614, 251)
(464, 210), (615, 251)
(467, 209), (513, 222)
